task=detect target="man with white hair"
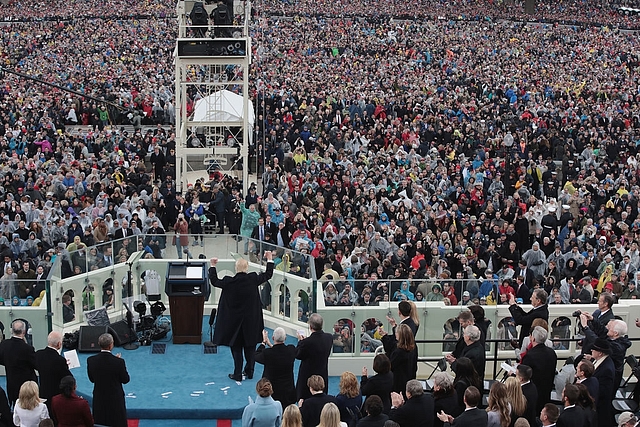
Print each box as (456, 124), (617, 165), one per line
(521, 326), (558, 412)
(210, 251), (274, 381)
(255, 327), (296, 408)
(450, 325), (485, 380)
(35, 331), (72, 413)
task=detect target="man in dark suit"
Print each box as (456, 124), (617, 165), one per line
(437, 386), (487, 427)
(263, 214), (279, 238)
(386, 300), (419, 379)
(87, 333), (130, 427)
(390, 379), (435, 427)
(540, 403), (560, 427)
(300, 375), (336, 427)
(574, 359), (599, 404)
(386, 300), (418, 336)
(578, 312), (630, 389)
(210, 251), (274, 381)
(447, 310), (475, 362)
(513, 275), (531, 305)
(583, 292), (615, 338)
(590, 338), (616, 427)
(557, 384), (585, 427)
(295, 313), (333, 400)
(144, 219), (166, 259)
(508, 289), (549, 346)
(35, 331), (72, 414)
(113, 220), (136, 254)
(517, 259), (536, 292)
(521, 326), (558, 412)
(517, 364), (538, 427)
(449, 325), (485, 380)
(255, 327), (296, 408)
(251, 217), (271, 242)
(0, 319), (37, 406)
(16, 260), (36, 298)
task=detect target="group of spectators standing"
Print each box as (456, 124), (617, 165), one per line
(0, 326), (123, 427)
(2, 0), (640, 425)
(242, 295), (640, 427)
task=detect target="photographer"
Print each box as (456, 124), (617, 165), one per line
(575, 293), (615, 339)
(173, 213), (192, 259)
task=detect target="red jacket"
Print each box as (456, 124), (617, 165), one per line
(51, 393), (93, 427)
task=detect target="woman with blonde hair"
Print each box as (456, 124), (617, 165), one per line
(504, 377), (527, 423)
(335, 372), (362, 426)
(281, 404), (302, 427)
(486, 382), (511, 427)
(408, 301), (420, 329)
(318, 402), (346, 427)
(13, 381), (49, 427)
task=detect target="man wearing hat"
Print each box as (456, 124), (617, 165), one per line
(459, 291), (471, 306)
(540, 206), (558, 238)
(618, 411), (638, 427)
(589, 337), (616, 427)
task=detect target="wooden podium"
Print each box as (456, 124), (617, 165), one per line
(168, 295), (205, 343)
(165, 262), (210, 344)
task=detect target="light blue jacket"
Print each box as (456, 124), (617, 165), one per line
(241, 395), (282, 427)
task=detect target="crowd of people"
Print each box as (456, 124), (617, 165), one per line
(241, 299), (639, 427)
(0, 0), (639, 424)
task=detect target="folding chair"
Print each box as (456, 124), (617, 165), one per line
(613, 355), (639, 413)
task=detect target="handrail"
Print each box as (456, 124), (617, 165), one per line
(413, 336), (640, 380)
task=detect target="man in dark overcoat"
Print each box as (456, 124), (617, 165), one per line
(295, 313), (333, 400)
(0, 319), (37, 406)
(87, 333), (130, 427)
(210, 251), (274, 380)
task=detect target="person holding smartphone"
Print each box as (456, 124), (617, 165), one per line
(173, 213), (191, 259)
(508, 290), (549, 347)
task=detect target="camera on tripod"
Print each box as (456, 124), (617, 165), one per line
(134, 300), (171, 345)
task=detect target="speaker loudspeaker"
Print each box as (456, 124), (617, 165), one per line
(78, 326), (109, 353)
(109, 320), (136, 347)
(525, 0), (535, 14)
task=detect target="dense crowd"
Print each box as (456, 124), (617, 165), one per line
(0, 0), (640, 426)
(0, 0), (638, 310)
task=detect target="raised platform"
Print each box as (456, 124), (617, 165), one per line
(67, 318), (339, 420)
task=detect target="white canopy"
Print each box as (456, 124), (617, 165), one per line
(191, 89), (255, 127)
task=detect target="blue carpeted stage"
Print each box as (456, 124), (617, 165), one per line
(66, 317), (340, 421)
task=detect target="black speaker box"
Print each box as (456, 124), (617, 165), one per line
(109, 320), (136, 346)
(525, 0), (535, 14)
(78, 325), (109, 353)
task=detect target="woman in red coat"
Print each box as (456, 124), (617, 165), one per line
(51, 376), (93, 427)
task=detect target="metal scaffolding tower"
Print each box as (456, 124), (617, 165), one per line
(174, 0), (252, 194)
